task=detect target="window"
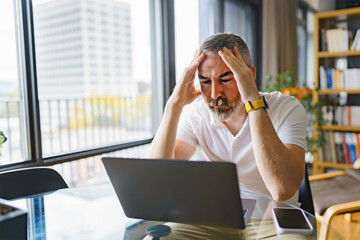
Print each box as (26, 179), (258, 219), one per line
(0, 0), (262, 175)
(297, 6), (307, 87)
(175, 0), (261, 86)
(174, 0), (201, 82)
(297, 3), (315, 88)
(0, 0), (30, 164)
(32, 0), (155, 157)
(224, 0), (257, 69)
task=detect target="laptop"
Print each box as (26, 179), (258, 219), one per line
(102, 157), (256, 229)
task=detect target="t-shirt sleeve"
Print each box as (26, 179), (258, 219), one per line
(176, 107), (198, 147)
(275, 98), (307, 150)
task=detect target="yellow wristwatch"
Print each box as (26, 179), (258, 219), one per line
(245, 96), (268, 113)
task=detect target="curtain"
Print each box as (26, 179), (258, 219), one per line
(263, 0), (299, 84)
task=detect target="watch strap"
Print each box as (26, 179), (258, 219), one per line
(245, 96), (268, 113)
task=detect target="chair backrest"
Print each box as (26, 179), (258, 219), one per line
(298, 165), (315, 215)
(0, 167), (68, 200)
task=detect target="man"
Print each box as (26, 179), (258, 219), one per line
(150, 33), (306, 204)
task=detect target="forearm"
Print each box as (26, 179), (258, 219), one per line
(249, 108), (304, 201)
(149, 99), (183, 159)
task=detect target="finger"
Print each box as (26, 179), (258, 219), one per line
(193, 52), (205, 66)
(182, 53), (204, 83)
(233, 46), (246, 64)
(218, 48), (240, 71)
(219, 47), (246, 71)
(233, 46), (241, 59)
(193, 49), (199, 57)
(189, 50), (202, 65)
(219, 47), (237, 62)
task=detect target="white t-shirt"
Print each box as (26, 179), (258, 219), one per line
(176, 91), (307, 206)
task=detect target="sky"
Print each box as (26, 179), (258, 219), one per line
(0, 0), (19, 85)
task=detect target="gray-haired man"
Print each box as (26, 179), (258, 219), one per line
(150, 33), (306, 205)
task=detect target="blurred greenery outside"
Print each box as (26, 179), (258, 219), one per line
(0, 131), (7, 156)
(68, 94), (152, 129)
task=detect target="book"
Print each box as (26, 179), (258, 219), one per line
(321, 28), (328, 51)
(327, 67), (332, 89)
(329, 132), (337, 163)
(347, 133), (358, 164)
(334, 69), (341, 89)
(334, 132), (345, 164)
(351, 29), (360, 51)
(354, 133), (360, 163)
(319, 66), (327, 89)
(341, 133), (351, 164)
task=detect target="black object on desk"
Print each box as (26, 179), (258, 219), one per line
(0, 200), (27, 240)
(146, 225), (171, 240)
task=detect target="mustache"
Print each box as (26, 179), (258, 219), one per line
(208, 97), (230, 108)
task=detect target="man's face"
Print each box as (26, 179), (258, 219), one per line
(198, 53), (242, 121)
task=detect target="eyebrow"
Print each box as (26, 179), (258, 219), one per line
(198, 71), (233, 80)
(218, 71), (232, 78)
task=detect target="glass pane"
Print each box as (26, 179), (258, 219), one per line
(32, 0), (154, 157)
(175, 0), (214, 90)
(224, 0), (257, 67)
(174, 0), (200, 82)
(306, 10), (314, 88)
(0, 0), (29, 164)
(53, 144), (150, 187)
(297, 7), (306, 87)
(198, 0), (215, 43)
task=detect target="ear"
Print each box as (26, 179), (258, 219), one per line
(249, 65), (256, 79)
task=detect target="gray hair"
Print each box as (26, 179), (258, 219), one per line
(199, 33), (252, 66)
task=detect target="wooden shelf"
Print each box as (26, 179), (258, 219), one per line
(320, 125), (360, 132)
(316, 162), (353, 169)
(315, 6), (360, 19)
(318, 89), (360, 94)
(317, 51), (360, 58)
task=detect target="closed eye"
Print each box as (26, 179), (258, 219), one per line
(220, 79), (231, 83)
(200, 80), (211, 84)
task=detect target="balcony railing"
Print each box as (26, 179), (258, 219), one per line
(0, 94), (153, 165)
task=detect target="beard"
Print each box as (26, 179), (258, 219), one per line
(208, 95), (241, 122)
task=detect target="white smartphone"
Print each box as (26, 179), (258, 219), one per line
(272, 207), (313, 235)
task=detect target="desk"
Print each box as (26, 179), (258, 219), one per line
(9, 183), (342, 240)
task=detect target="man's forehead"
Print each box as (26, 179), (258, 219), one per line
(198, 54), (230, 77)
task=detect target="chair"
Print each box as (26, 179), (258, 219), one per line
(0, 167), (68, 200)
(298, 164), (315, 215)
(309, 159), (360, 239)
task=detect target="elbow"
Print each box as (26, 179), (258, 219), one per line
(271, 187), (299, 202)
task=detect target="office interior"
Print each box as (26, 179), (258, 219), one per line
(0, 0), (360, 239)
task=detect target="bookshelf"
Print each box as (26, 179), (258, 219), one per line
(313, 7), (360, 175)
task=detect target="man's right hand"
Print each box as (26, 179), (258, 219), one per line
(149, 50), (204, 159)
(169, 50), (205, 108)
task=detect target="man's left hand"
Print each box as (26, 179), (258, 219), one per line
(218, 47), (260, 103)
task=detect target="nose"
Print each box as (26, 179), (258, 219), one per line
(211, 82), (223, 99)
